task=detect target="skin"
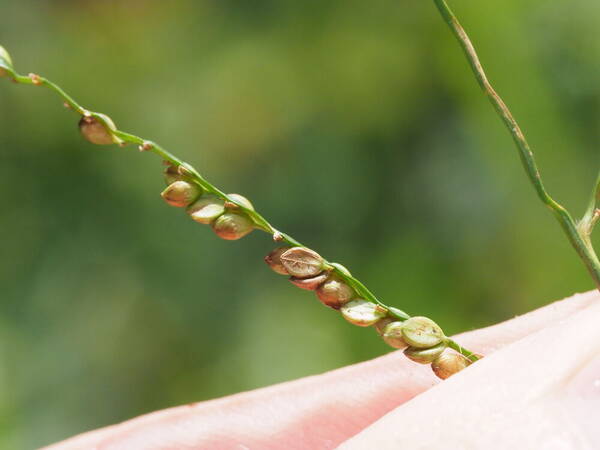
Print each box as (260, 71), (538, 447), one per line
(46, 290), (600, 450)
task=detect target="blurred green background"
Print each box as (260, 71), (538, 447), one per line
(0, 0), (598, 447)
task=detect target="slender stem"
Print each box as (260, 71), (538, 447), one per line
(579, 173), (600, 234)
(2, 65), (436, 349)
(578, 173), (600, 257)
(432, 0), (600, 290)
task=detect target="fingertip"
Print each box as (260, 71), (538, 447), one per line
(340, 292), (600, 449)
(456, 290), (599, 354)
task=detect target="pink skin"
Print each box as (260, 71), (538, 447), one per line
(46, 291), (600, 450)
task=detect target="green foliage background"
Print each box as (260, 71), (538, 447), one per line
(0, 0), (598, 447)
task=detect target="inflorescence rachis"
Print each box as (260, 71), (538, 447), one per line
(2, 1), (599, 381)
(0, 51), (477, 381)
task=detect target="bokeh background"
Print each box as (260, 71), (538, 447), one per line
(0, 0), (598, 447)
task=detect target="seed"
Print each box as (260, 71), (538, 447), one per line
(161, 181), (202, 208)
(164, 163), (183, 185)
(401, 316), (444, 348)
(78, 113), (119, 145)
(373, 316), (395, 336)
(0, 45), (13, 77)
(330, 262), (351, 276)
(341, 299), (387, 327)
(381, 321), (409, 349)
(177, 163), (194, 177)
(289, 272), (328, 291)
(431, 352), (471, 380)
(404, 343), (446, 364)
(315, 276), (354, 309)
(280, 247), (325, 279)
(264, 247), (292, 275)
(187, 196), (225, 224)
(212, 212), (254, 240)
(226, 193), (254, 211)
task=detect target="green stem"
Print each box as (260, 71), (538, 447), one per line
(578, 173), (600, 256)
(432, 0), (600, 290)
(579, 173), (600, 233)
(2, 60), (475, 360)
